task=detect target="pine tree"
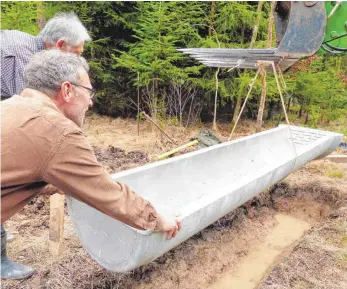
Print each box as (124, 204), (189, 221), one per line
(113, 2), (205, 120)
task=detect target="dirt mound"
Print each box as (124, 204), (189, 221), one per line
(93, 145), (149, 173)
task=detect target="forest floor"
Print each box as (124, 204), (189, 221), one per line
(2, 114), (347, 289)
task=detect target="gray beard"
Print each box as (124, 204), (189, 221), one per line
(66, 107), (85, 128)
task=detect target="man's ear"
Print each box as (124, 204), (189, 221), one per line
(56, 39), (66, 50)
(60, 82), (74, 103)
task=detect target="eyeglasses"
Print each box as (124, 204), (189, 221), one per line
(70, 83), (97, 99)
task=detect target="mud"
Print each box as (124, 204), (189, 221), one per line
(210, 214), (311, 289)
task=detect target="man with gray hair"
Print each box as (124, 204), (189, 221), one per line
(1, 50), (181, 280)
(0, 11), (91, 280)
(1, 12), (91, 100)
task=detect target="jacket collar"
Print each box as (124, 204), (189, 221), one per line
(19, 88), (61, 114)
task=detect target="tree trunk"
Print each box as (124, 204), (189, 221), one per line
(209, 1), (215, 36)
(37, 2), (46, 30)
(241, 25), (245, 44)
(256, 63), (266, 132)
(305, 111), (309, 124)
(267, 1), (277, 48)
(286, 96), (291, 112)
(299, 104), (303, 118)
(137, 72), (140, 136)
(267, 101), (276, 120)
(218, 93), (222, 110)
(212, 67), (220, 131)
(151, 76), (158, 124)
(232, 96), (241, 124)
(250, 1), (264, 48)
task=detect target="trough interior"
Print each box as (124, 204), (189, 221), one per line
(113, 127), (297, 218)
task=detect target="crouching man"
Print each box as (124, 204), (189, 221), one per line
(1, 50), (180, 280)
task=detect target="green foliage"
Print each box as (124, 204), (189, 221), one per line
(1, 1), (346, 128)
(113, 2), (205, 85)
(215, 2), (258, 46)
(286, 55), (347, 127)
(1, 1), (43, 34)
(111, 2), (209, 117)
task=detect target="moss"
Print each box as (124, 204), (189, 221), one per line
(325, 169), (344, 179)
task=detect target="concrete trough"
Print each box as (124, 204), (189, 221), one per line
(67, 125), (342, 272)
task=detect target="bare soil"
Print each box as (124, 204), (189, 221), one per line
(2, 116), (347, 289)
(210, 214), (311, 289)
(93, 146), (149, 173)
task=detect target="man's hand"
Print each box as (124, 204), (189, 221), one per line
(158, 214), (181, 240)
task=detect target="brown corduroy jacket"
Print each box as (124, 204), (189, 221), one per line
(1, 89), (162, 231)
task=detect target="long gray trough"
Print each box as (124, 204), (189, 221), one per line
(67, 125), (342, 272)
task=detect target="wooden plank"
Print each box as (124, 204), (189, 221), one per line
(324, 155), (347, 164)
(156, 140), (199, 160)
(49, 193), (65, 256)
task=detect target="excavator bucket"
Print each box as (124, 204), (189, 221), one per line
(178, 2), (327, 71)
(67, 126), (342, 272)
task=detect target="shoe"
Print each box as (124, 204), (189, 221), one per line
(1, 228), (35, 280)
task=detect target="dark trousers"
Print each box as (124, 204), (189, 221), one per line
(1, 225), (6, 257)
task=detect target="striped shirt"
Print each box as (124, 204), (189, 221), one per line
(1, 30), (45, 100)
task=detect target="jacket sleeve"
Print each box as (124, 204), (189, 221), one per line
(42, 131), (163, 231)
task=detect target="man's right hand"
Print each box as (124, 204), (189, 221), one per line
(158, 214), (181, 240)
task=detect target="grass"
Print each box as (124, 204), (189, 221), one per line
(288, 111), (347, 138)
(325, 168), (344, 179)
(341, 235), (347, 248)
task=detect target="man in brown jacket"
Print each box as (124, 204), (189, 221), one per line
(1, 50), (180, 280)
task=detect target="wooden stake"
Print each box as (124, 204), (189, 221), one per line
(156, 140), (199, 160)
(271, 62), (290, 126)
(255, 1), (275, 132)
(49, 194), (65, 256)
